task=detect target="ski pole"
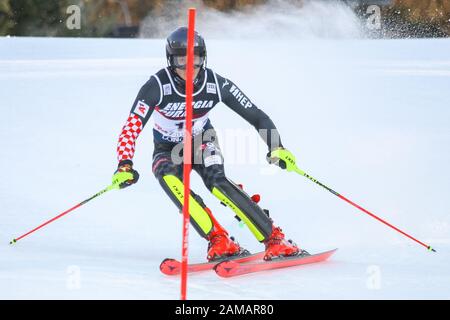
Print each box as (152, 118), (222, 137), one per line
(271, 149), (435, 252)
(292, 165), (435, 252)
(10, 183), (119, 245)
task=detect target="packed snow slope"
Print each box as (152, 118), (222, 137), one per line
(0, 37), (449, 299)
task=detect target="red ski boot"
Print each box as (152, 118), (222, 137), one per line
(207, 226), (242, 261)
(264, 226), (302, 260)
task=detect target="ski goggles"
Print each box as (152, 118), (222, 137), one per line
(172, 55), (205, 70)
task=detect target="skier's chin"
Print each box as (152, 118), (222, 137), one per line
(175, 68), (200, 81)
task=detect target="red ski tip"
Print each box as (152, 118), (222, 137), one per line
(214, 260), (240, 278)
(160, 258), (181, 275)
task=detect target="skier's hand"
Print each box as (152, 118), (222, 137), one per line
(112, 161), (140, 189)
(266, 147), (298, 172)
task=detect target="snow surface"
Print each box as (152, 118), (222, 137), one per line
(0, 36), (449, 299)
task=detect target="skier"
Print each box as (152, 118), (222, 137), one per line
(112, 27), (306, 261)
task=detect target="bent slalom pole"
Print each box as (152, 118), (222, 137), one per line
(10, 182), (122, 245)
(271, 149), (436, 252)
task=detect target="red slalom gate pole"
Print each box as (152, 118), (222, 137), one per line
(181, 8), (196, 301)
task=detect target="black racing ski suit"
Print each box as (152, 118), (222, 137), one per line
(117, 67), (283, 242)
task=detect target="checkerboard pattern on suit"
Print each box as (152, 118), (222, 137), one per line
(117, 113), (143, 162)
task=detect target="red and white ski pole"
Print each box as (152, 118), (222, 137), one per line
(272, 149), (436, 252)
(295, 166), (436, 252)
(10, 184), (117, 245)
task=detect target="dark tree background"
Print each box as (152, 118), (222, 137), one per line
(0, 0), (448, 37)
